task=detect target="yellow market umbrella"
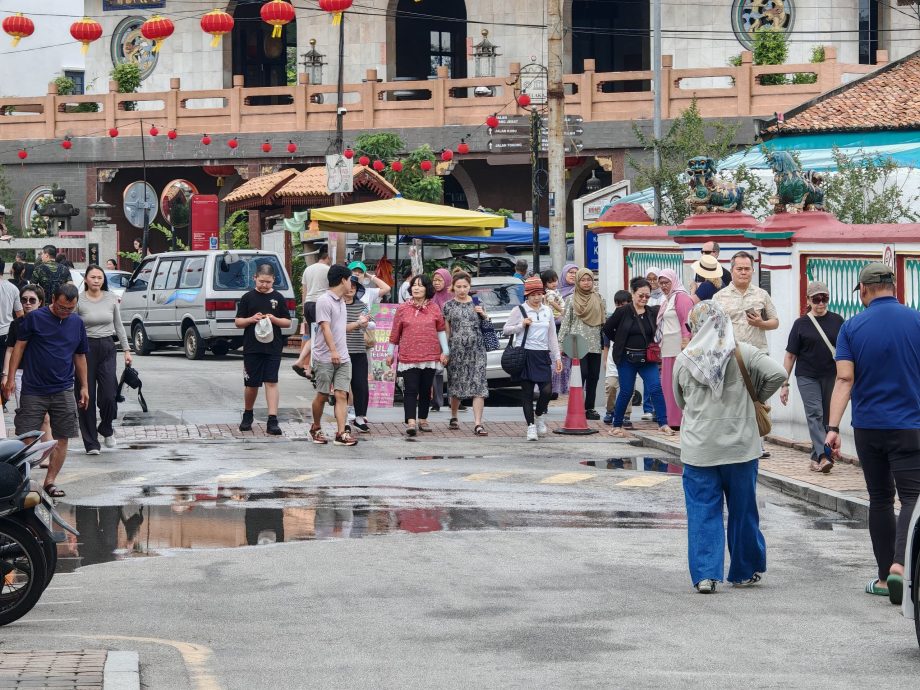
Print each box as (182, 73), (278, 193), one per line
(309, 195), (506, 236)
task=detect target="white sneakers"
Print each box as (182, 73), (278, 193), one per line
(641, 412), (654, 421)
(526, 424), (538, 441)
(103, 436), (117, 449)
(535, 415), (548, 436)
(86, 449), (101, 456)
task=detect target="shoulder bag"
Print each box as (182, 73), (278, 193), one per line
(473, 298), (500, 351)
(734, 349), (771, 437)
(500, 306), (530, 377)
(806, 312), (836, 357)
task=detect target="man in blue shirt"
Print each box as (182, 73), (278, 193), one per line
(3, 284), (89, 499)
(826, 262), (920, 606)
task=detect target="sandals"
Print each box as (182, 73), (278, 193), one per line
(817, 458), (834, 474)
(292, 364), (308, 378)
(418, 422), (433, 433)
(886, 574), (904, 605)
(865, 578), (888, 596)
(43, 483), (65, 498)
(448, 417), (460, 430)
(474, 425), (488, 436)
(608, 428), (630, 438)
(659, 426), (675, 437)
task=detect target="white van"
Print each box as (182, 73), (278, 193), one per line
(119, 250), (299, 359)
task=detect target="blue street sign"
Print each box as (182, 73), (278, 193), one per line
(586, 230), (598, 270)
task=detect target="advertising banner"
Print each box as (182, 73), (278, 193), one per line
(367, 304), (396, 408)
(190, 195), (219, 251)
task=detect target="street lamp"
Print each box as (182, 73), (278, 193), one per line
(473, 29), (499, 96)
(301, 38), (326, 85)
(586, 170), (602, 194)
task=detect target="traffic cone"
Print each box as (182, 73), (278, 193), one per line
(553, 358), (598, 435)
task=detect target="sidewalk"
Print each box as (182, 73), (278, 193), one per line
(0, 650), (138, 689)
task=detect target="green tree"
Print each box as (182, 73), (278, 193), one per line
(822, 147), (920, 224)
(110, 62), (142, 111)
(353, 132), (443, 203)
(752, 27), (789, 86)
(628, 99), (771, 224)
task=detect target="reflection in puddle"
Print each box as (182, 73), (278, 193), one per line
(581, 458), (683, 474)
(53, 488), (686, 571)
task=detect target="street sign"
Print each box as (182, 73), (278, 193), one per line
(488, 139), (584, 154)
(489, 125), (531, 138)
(519, 63), (548, 105)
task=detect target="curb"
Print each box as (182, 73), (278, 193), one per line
(629, 432), (870, 521)
(103, 651), (139, 690)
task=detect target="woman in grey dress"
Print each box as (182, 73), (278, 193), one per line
(443, 271), (490, 435)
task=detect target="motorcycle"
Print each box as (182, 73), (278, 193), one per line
(0, 431), (79, 627)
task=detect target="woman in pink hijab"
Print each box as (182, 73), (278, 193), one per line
(432, 268), (453, 308)
(656, 269), (693, 429)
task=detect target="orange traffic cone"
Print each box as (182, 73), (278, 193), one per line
(553, 358), (598, 436)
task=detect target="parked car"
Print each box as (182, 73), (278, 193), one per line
(119, 250), (299, 359)
(905, 499), (920, 647)
(461, 253), (517, 277)
(70, 269), (132, 301)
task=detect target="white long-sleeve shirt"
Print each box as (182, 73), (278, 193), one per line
(503, 304), (561, 362)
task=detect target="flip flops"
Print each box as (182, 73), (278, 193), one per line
(865, 579), (888, 596)
(886, 574), (904, 605)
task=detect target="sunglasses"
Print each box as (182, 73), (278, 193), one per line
(22, 297), (39, 304)
(810, 294), (829, 304)
(701, 250), (714, 255)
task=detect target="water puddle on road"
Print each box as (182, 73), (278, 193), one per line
(581, 458), (683, 474)
(52, 487), (685, 572)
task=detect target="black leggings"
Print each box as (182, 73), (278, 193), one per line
(402, 367), (436, 423)
(854, 428), (920, 580)
(580, 352), (601, 411)
(521, 379), (552, 425)
(350, 352), (369, 418)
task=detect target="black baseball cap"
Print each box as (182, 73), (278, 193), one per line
(852, 262), (895, 291)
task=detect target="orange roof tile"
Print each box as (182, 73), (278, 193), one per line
(274, 165), (398, 201)
(222, 168), (298, 204)
(767, 50), (920, 135)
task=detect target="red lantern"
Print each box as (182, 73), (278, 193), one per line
(458, 141), (470, 155)
(343, 148), (354, 159)
(420, 160), (433, 172)
(200, 9), (234, 48)
(17, 150), (27, 160)
(203, 165), (237, 188)
(61, 138), (73, 150)
(318, 0), (353, 25)
(149, 125), (159, 137)
(167, 129), (177, 140)
(141, 15), (175, 54)
(261, 0), (295, 39)
(372, 159), (385, 172)
(108, 128), (119, 138)
(228, 138), (238, 149)
(201, 134), (212, 146)
(287, 141), (297, 154)
(391, 161), (403, 173)
(3, 13), (34, 48)
(358, 155), (370, 167)
(441, 149), (453, 162)
(517, 93), (531, 108)
(262, 141), (272, 153)
(70, 17), (103, 55)
(486, 115), (499, 129)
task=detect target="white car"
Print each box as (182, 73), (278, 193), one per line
(903, 499), (920, 647)
(70, 269), (132, 302)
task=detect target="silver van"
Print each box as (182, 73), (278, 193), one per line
(120, 250), (299, 359)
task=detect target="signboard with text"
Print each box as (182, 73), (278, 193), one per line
(368, 304), (397, 408)
(190, 194), (219, 251)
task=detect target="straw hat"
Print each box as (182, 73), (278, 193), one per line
(691, 254), (723, 280)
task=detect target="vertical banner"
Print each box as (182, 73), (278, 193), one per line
(190, 194), (219, 250)
(368, 304), (397, 408)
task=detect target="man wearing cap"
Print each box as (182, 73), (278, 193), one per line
(780, 281), (844, 473)
(825, 262), (920, 605)
(349, 260), (391, 309)
(234, 263), (292, 436)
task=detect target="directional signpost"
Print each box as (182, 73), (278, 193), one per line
(488, 114), (584, 155)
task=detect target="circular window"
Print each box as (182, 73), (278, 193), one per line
(110, 16), (158, 81)
(20, 186), (54, 237)
(731, 0), (796, 51)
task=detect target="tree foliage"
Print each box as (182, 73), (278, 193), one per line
(822, 147), (920, 224)
(752, 28), (789, 86)
(628, 99), (770, 224)
(353, 133), (443, 203)
(110, 62), (142, 111)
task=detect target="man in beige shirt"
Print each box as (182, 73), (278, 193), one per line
(713, 251), (779, 352)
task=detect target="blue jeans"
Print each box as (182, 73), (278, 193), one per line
(612, 359), (667, 427)
(682, 460), (766, 585)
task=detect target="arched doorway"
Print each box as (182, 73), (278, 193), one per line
(231, 0), (297, 89)
(393, 0), (467, 80)
(570, 1), (649, 92)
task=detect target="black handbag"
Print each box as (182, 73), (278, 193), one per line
(116, 365), (148, 413)
(500, 306), (530, 377)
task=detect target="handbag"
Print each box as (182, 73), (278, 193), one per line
(636, 307), (660, 364)
(115, 365), (148, 413)
(363, 327), (375, 349)
(479, 318), (500, 351)
(500, 306), (530, 377)
(806, 312), (836, 357)
(734, 350), (771, 437)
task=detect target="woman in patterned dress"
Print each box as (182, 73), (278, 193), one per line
(443, 272), (490, 435)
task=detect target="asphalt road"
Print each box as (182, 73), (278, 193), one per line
(3, 349), (916, 688)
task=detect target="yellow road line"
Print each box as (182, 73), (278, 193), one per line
(463, 471), (513, 482)
(616, 475), (674, 487)
(214, 469), (270, 483)
(539, 472), (595, 485)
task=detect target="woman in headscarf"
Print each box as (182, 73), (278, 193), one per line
(646, 266), (664, 307)
(673, 301), (786, 594)
(429, 267), (453, 411)
(552, 262), (580, 396)
(656, 269), (694, 429)
(558, 268), (606, 419)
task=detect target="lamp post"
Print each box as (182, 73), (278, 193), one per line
(301, 38), (325, 85)
(473, 29), (499, 96)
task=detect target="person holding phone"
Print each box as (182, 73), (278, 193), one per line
(443, 272), (490, 435)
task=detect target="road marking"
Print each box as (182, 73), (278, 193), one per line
(616, 475), (673, 487)
(214, 469), (270, 483)
(285, 469), (338, 482)
(463, 472), (513, 482)
(540, 472), (595, 485)
(419, 468), (454, 475)
(37, 600), (81, 606)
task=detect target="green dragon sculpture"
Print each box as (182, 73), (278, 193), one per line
(766, 150), (825, 213)
(686, 157), (745, 214)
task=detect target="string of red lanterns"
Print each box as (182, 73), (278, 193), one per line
(318, 0), (353, 25)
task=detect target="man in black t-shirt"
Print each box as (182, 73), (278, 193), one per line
(234, 264), (292, 436)
(779, 280), (845, 472)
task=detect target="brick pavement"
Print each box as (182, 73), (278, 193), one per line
(0, 650), (106, 689)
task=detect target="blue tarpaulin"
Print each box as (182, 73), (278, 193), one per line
(402, 218), (550, 244)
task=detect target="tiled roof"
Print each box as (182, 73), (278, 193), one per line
(274, 165), (398, 201)
(222, 168), (298, 204)
(768, 50), (920, 134)
(592, 202), (653, 225)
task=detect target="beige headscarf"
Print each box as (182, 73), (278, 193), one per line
(571, 268), (605, 327)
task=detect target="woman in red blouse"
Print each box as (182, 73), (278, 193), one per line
(386, 274), (449, 436)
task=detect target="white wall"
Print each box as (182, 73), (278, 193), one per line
(0, 0), (85, 98)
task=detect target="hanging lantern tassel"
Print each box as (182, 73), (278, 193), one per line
(200, 9), (234, 48)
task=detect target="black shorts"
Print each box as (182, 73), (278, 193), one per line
(243, 353), (281, 388)
(303, 302), (318, 342)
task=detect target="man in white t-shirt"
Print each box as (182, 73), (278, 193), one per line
(0, 270), (23, 389)
(292, 250), (331, 378)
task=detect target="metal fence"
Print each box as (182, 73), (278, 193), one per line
(804, 256), (873, 319)
(905, 259), (920, 311)
(625, 250), (684, 286)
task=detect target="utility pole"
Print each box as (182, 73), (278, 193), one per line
(546, 0), (566, 272)
(530, 106), (541, 276)
(332, 15), (346, 261)
(652, 0), (663, 224)
(139, 118), (150, 257)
